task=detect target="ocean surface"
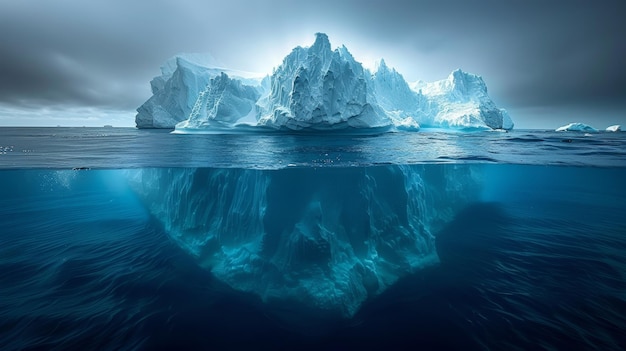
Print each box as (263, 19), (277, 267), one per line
(1, 127), (625, 350)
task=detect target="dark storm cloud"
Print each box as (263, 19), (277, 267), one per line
(0, 1), (186, 108)
(0, 0), (624, 123)
(341, 0), (626, 110)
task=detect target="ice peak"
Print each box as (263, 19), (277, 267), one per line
(375, 58), (395, 75)
(378, 58), (388, 69)
(373, 59), (406, 84)
(449, 68), (474, 81)
(337, 45), (354, 61)
(256, 33), (390, 130)
(447, 69), (487, 95)
(158, 53), (222, 76)
(312, 32), (331, 52)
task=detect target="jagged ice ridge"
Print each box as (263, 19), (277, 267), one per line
(136, 33), (513, 131)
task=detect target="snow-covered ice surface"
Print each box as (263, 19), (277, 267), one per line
(137, 33), (513, 132)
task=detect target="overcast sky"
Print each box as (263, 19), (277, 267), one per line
(0, 0), (624, 128)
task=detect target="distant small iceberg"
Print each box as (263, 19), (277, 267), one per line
(555, 122), (598, 132)
(606, 125), (621, 132)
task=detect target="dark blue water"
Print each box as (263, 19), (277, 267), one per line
(1, 127), (625, 169)
(1, 128), (625, 350)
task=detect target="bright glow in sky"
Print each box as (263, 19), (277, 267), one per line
(0, 0), (624, 129)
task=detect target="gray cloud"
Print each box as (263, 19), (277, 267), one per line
(0, 0), (624, 126)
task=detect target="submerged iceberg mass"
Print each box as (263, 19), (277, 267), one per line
(136, 33), (513, 132)
(128, 165), (481, 317)
(556, 122), (598, 132)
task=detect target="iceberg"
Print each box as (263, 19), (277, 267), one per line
(136, 33), (513, 131)
(128, 165), (481, 318)
(606, 125), (621, 132)
(556, 123), (598, 132)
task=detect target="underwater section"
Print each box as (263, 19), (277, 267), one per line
(127, 165), (482, 317)
(2, 164), (626, 349)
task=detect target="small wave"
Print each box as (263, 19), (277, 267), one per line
(506, 136), (546, 143)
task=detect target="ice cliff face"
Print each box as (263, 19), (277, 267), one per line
(411, 69), (514, 130)
(128, 165), (481, 317)
(176, 72), (261, 129)
(369, 60), (423, 130)
(136, 56), (263, 129)
(136, 33), (513, 131)
(136, 57), (213, 128)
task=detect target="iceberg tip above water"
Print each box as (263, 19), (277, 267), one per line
(136, 33), (513, 132)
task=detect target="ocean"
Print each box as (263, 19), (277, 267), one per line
(1, 127), (625, 350)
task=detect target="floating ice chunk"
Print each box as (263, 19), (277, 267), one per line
(606, 125), (621, 132)
(395, 117), (421, 131)
(556, 123), (598, 132)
